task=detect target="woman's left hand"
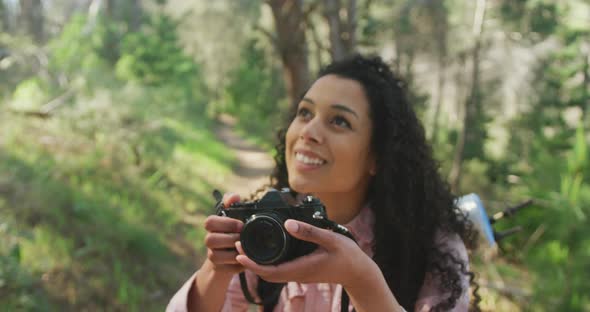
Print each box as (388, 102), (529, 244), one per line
(234, 219), (373, 288)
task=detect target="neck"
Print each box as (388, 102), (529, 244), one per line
(313, 189), (368, 225)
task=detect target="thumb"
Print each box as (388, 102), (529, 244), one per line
(284, 219), (338, 249)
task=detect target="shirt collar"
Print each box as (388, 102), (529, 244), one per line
(343, 203), (375, 257)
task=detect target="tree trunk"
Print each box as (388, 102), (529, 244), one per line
(429, 2), (448, 143)
(393, 41), (402, 73)
(345, 0), (357, 52)
(128, 0), (143, 32)
(430, 53), (447, 142)
(323, 0), (357, 61)
(307, 19), (325, 71)
(583, 45), (590, 125)
(20, 0), (44, 43)
(404, 49), (415, 84)
(104, 0), (115, 18)
(0, 0), (8, 32)
(267, 0), (311, 108)
(449, 0), (487, 193)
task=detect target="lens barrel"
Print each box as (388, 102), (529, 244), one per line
(240, 213), (289, 265)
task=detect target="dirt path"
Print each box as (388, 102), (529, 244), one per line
(214, 114), (275, 198)
(177, 115), (274, 229)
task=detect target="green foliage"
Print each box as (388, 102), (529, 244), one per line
(48, 14), (107, 81)
(115, 14), (198, 86)
(501, 21), (588, 185)
(528, 2), (559, 35)
(358, 14), (382, 46)
(10, 78), (47, 110)
(523, 127), (589, 311)
(91, 0), (150, 65)
(499, 0), (561, 39)
(4, 1), (590, 310)
(0, 64), (232, 310)
(498, 21), (590, 306)
(0, 214), (54, 311)
(92, 16), (124, 64)
(221, 38), (287, 143)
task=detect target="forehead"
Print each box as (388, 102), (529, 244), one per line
(305, 75), (370, 115)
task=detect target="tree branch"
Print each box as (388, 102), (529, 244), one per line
(254, 24), (280, 52)
(303, 1), (320, 21)
(9, 88), (77, 119)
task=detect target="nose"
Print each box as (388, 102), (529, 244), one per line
(299, 118), (323, 144)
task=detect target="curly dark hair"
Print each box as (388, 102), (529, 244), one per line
(255, 54), (480, 311)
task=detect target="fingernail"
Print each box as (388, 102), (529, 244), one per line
(285, 220), (299, 233)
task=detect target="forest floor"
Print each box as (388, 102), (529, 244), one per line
(213, 114), (274, 198)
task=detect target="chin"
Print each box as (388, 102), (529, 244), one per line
(288, 177), (318, 194)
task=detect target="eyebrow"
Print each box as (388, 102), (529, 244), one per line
(301, 97), (359, 119)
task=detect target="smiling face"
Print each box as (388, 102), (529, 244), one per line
(285, 74), (376, 198)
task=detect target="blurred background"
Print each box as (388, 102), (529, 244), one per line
(0, 0), (588, 311)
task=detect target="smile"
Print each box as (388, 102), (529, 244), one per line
(295, 152), (326, 166)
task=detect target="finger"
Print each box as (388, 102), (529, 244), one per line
(204, 215), (243, 233)
(235, 255), (272, 277)
(284, 220), (338, 249)
(222, 193), (241, 207)
(236, 251), (325, 283)
(212, 263), (243, 273)
(205, 232), (241, 249)
(208, 249), (241, 264)
(235, 241), (245, 255)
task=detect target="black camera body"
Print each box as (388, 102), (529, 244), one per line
(217, 189), (329, 265)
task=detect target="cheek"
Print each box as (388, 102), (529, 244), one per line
(285, 123), (297, 158)
(335, 136), (372, 174)
(285, 124), (295, 145)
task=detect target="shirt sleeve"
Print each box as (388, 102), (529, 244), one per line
(165, 270), (258, 312)
(220, 271), (259, 312)
(414, 232), (470, 312)
(166, 272), (198, 312)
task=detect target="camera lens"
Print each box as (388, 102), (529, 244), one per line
(241, 214), (288, 264)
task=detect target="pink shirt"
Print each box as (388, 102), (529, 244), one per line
(167, 205), (470, 312)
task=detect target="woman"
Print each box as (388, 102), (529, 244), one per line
(167, 55), (479, 312)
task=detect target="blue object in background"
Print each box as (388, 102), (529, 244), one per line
(456, 193), (496, 248)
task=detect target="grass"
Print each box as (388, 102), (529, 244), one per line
(0, 82), (236, 311)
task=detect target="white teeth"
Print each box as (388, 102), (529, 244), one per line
(295, 152), (325, 166)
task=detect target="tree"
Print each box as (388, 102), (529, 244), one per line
(266, 0), (311, 107)
(19, 0), (45, 43)
(0, 0), (8, 32)
(323, 0), (357, 61)
(103, 0), (115, 18)
(89, 0), (145, 65)
(427, 1), (449, 142)
(449, 0), (487, 193)
(127, 0), (143, 32)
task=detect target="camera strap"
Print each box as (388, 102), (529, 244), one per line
(239, 272), (277, 306)
(239, 272), (352, 312)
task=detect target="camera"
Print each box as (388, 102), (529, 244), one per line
(216, 189), (331, 265)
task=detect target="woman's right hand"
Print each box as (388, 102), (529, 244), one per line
(203, 193), (244, 275)
(185, 193), (244, 312)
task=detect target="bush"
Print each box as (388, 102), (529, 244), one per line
(221, 38), (287, 143)
(115, 14), (198, 87)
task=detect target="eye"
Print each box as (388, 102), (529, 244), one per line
(297, 107), (313, 121)
(331, 115), (352, 129)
